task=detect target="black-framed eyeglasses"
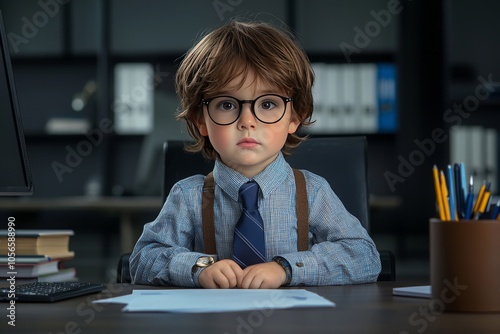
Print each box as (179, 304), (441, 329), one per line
(201, 94), (293, 125)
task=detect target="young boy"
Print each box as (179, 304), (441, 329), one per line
(130, 20), (381, 289)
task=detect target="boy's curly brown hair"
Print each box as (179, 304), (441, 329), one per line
(175, 20), (314, 160)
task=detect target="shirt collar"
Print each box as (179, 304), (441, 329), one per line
(213, 152), (290, 202)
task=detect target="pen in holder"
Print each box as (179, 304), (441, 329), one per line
(430, 218), (500, 312)
(432, 163), (498, 221)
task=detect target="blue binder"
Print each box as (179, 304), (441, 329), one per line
(377, 63), (398, 133)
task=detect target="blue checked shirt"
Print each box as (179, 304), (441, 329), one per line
(130, 152), (381, 287)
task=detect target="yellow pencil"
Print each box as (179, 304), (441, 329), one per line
(440, 171), (451, 221)
(473, 182), (486, 214)
(432, 165), (446, 220)
(475, 191), (491, 220)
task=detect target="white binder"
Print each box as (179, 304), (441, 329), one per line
(358, 63), (378, 133)
(339, 64), (357, 133)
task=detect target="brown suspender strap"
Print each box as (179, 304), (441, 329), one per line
(201, 169), (309, 255)
(293, 169), (309, 252)
(201, 172), (217, 255)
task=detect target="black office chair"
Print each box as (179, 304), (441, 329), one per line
(117, 142), (214, 284)
(286, 137), (370, 230)
(161, 140), (214, 203)
(117, 137), (395, 283)
(286, 137), (395, 281)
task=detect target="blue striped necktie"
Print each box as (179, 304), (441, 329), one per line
(232, 181), (266, 268)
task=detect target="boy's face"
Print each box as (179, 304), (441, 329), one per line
(197, 70), (300, 178)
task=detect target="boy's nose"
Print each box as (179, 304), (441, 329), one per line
(237, 104), (257, 129)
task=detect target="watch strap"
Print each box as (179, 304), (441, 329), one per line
(273, 256), (292, 286)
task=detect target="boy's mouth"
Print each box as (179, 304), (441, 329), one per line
(238, 138), (259, 147)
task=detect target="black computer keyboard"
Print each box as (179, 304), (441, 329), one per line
(0, 282), (106, 302)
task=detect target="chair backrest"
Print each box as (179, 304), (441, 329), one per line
(285, 136), (370, 231)
(162, 141), (214, 202)
(162, 137), (370, 231)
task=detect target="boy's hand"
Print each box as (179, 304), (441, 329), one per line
(198, 259), (243, 289)
(238, 261), (287, 289)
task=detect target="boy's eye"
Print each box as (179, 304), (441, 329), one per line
(258, 100), (278, 110)
(216, 100), (237, 111)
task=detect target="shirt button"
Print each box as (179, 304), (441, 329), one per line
(296, 262), (304, 267)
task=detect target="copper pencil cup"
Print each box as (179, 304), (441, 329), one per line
(430, 218), (500, 312)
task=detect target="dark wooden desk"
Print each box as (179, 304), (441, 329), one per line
(3, 282), (499, 334)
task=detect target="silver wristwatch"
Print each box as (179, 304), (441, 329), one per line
(192, 256), (215, 273)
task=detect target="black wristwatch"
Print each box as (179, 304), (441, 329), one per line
(273, 256), (292, 286)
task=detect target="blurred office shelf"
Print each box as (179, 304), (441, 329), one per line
(5, 0), (495, 281)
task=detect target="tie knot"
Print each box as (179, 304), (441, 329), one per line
(239, 181), (259, 210)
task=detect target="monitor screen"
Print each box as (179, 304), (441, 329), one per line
(0, 11), (33, 196)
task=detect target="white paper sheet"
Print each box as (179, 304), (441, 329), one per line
(392, 285), (431, 298)
(95, 289), (335, 313)
(93, 293), (137, 304)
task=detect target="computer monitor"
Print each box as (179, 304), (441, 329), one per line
(0, 11), (33, 196)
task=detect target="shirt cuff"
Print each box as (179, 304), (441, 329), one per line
(169, 252), (207, 288)
(279, 252), (318, 286)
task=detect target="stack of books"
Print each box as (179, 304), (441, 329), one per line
(0, 230), (76, 284)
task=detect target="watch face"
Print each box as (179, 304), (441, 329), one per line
(197, 256), (214, 267)
(192, 256), (215, 274)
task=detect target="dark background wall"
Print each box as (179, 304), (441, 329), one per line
(1, 0), (500, 282)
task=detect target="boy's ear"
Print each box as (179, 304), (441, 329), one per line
(287, 116), (301, 134)
(197, 119), (209, 136)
